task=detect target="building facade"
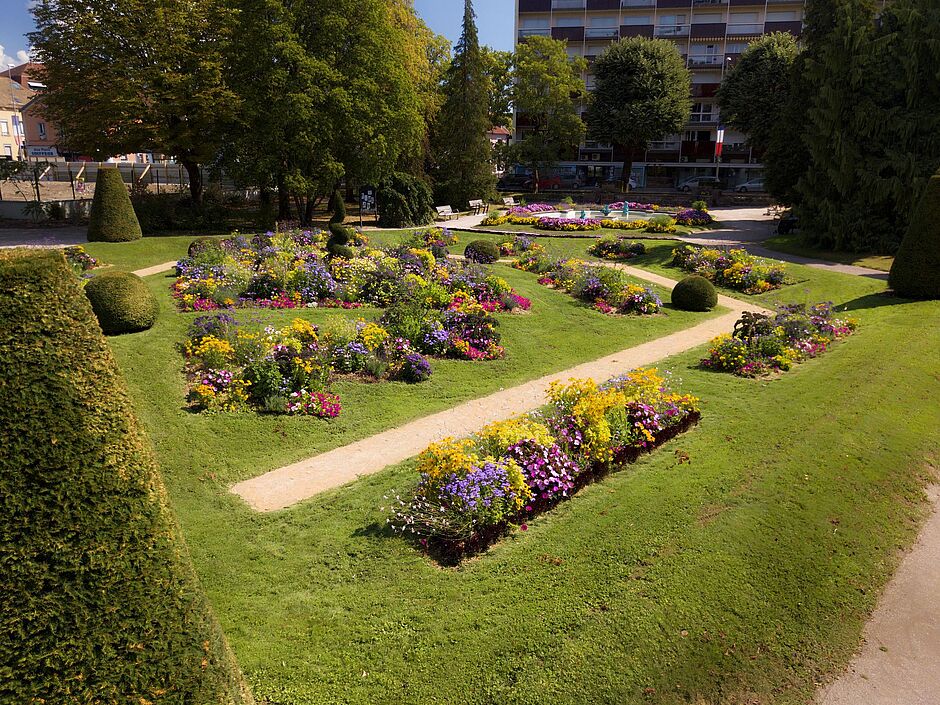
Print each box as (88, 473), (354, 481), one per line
(514, 0), (804, 188)
(0, 76), (33, 161)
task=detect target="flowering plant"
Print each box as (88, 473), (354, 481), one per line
(590, 237), (647, 260)
(388, 369), (701, 560)
(64, 245), (98, 273)
(672, 245), (787, 294)
(702, 302), (857, 376)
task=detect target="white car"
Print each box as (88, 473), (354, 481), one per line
(737, 178), (765, 193)
(676, 176), (722, 192)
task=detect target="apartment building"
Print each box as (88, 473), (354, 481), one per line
(514, 0), (804, 188)
(0, 76), (33, 161)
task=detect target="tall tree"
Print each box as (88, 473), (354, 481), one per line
(762, 52), (812, 206)
(510, 36), (586, 194)
(716, 33), (799, 151)
(30, 0), (238, 204)
(483, 48), (514, 131)
(430, 0), (496, 209)
(586, 37), (690, 190)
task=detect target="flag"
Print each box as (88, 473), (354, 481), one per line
(715, 125), (725, 159)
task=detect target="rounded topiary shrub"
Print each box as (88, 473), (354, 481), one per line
(84, 271), (159, 335)
(672, 275), (718, 311)
(328, 244), (356, 260)
(465, 239), (500, 264)
(87, 168), (142, 242)
(0, 249), (253, 705)
(890, 171), (940, 299)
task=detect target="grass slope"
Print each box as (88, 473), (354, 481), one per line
(762, 234), (894, 272)
(83, 235), (226, 272)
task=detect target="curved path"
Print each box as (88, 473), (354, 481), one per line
(231, 265), (768, 512)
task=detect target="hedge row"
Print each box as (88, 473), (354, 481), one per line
(0, 249), (252, 704)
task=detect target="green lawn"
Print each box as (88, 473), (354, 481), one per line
(762, 233), (895, 272)
(83, 234), (228, 272)
(100, 230), (940, 704)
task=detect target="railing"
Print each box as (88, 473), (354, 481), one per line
(648, 141), (682, 150)
(688, 55), (723, 67)
(655, 24), (690, 36)
(585, 27), (620, 38)
(689, 113), (719, 124)
(693, 0), (728, 5)
(552, 0), (585, 8)
(518, 28), (552, 37)
(621, 0), (655, 6)
(726, 22), (764, 34)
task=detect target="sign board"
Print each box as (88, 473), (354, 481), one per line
(360, 186), (376, 214)
(27, 146), (58, 158)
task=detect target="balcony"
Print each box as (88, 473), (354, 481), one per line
(726, 22), (764, 35)
(691, 22), (727, 38)
(687, 55), (724, 68)
(689, 113), (719, 125)
(585, 27), (621, 39)
(621, 0), (655, 5)
(518, 28), (552, 40)
(552, 0), (586, 8)
(764, 20), (804, 35)
(620, 24), (655, 37)
(519, 0), (552, 10)
(693, 0), (728, 4)
(552, 26), (586, 41)
(655, 23), (690, 37)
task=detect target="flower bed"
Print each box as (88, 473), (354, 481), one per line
(514, 251), (662, 315)
(672, 245), (787, 294)
(171, 227), (521, 313)
(508, 203), (555, 216)
(386, 369), (701, 562)
(702, 303), (857, 377)
(589, 236), (647, 261)
(181, 289), (519, 414)
(64, 245), (98, 274)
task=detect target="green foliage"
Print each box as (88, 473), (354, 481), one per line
(328, 223), (352, 247)
(586, 37), (691, 185)
(84, 271), (160, 335)
(464, 239), (500, 264)
(377, 172), (435, 227)
(30, 0), (238, 204)
(0, 249), (252, 704)
(330, 190), (346, 224)
(671, 275), (718, 311)
(691, 200), (708, 212)
(431, 0), (496, 209)
(189, 237), (223, 257)
(482, 47), (514, 131)
(508, 36), (586, 193)
(716, 33), (799, 150)
(87, 169), (142, 242)
(890, 171), (940, 299)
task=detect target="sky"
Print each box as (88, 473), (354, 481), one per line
(0, 0), (514, 70)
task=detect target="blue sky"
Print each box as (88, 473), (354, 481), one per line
(0, 0), (513, 68)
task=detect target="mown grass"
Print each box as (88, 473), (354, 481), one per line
(99, 227), (940, 704)
(762, 234), (894, 272)
(82, 235), (227, 272)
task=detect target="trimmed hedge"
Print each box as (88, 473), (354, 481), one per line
(376, 172), (435, 228)
(329, 189), (346, 224)
(890, 171), (940, 299)
(84, 270), (159, 335)
(0, 249), (253, 704)
(672, 275), (718, 311)
(87, 168), (142, 242)
(465, 239), (500, 264)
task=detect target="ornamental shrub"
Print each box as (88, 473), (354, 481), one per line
(465, 239), (500, 264)
(672, 275), (718, 311)
(329, 189), (346, 224)
(691, 199), (708, 212)
(890, 171), (940, 299)
(87, 167), (142, 242)
(84, 270), (159, 335)
(377, 172), (435, 228)
(0, 249), (253, 704)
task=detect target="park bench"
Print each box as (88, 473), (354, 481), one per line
(435, 205), (456, 221)
(502, 196), (517, 207)
(468, 199), (488, 215)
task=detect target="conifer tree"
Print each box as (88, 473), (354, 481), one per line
(430, 0), (496, 209)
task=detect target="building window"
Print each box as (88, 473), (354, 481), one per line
(38, 122), (47, 139)
(0, 120), (7, 136)
(3, 146), (11, 157)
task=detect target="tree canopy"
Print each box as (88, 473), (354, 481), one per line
(586, 37), (691, 188)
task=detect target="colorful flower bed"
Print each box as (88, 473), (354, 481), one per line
(171, 227), (508, 313)
(702, 303), (857, 377)
(481, 201), (714, 234)
(498, 234), (545, 258)
(514, 251), (662, 315)
(672, 245), (788, 295)
(507, 203), (555, 216)
(386, 369), (701, 562)
(589, 236), (647, 261)
(64, 246), (99, 274)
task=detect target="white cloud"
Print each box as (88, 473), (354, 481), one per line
(0, 45), (30, 68)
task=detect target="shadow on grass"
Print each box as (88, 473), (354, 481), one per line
(840, 292), (911, 312)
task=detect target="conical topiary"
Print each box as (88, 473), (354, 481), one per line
(87, 168), (142, 242)
(890, 171), (940, 299)
(0, 249), (253, 704)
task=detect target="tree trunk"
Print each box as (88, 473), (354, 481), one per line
(533, 166), (540, 195)
(277, 173), (291, 221)
(181, 159), (203, 205)
(621, 152), (634, 194)
(304, 198), (316, 226)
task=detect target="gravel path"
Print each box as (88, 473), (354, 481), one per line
(231, 266), (767, 512)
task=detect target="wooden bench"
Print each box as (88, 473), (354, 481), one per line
(502, 196), (517, 208)
(468, 199), (488, 216)
(435, 205), (456, 221)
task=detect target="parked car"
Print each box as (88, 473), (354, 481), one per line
(676, 176), (722, 193)
(496, 174), (531, 191)
(601, 176), (638, 190)
(527, 175), (562, 190)
(736, 178), (765, 193)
